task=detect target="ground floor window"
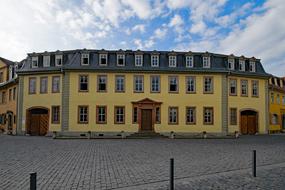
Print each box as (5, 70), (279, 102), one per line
(115, 106), (125, 124)
(204, 107), (214, 125)
(155, 107), (161, 123)
(96, 106), (107, 124)
(230, 108), (237, 125)
(133, 107), (138, 123)
(186, 107), (196, 124)
(271, 114), (279, 125)
(51, 106), (60, 124)
(169, 107), (178, 124)
(78, 106), (88, 123)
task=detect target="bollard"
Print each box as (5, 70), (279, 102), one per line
(252, 150), (256, 177)
(170, 158), (174, 190)
(30, 172), (37, 190)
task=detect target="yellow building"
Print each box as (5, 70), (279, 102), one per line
(0, 57), (21, 134)
(16, 50), (270, 137)
(269, 76), (285, 133)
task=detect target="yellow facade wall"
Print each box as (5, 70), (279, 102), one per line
(269, 90), (285, 132)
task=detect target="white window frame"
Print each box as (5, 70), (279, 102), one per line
(203, 56), (211, 68)
(81, 53), (89, 66)
(117, 54), (125, 66)
(134, 75), (144, 92)
(228, 58), (235, 70)
(31, 57), (38, 68)
(249, 61), (256, 72)
(150, 75), (160, 92)
(169, 56), (177, 67)
(99, 54), (108, 66)
(135, 54), (143, 66)
(186, 76), (196, 93)
(186, 56), (194, 68)
(151, 55), (159, 67)
(55, 55), (63, 67)
(239, 60), (245, 71)
(43, 56), (50, 67)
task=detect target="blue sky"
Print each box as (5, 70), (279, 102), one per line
(0, 0), (284, 76)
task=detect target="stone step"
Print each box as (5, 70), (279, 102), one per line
(127, 132), (167, 139)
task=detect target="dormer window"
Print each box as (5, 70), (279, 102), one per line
(203, 56), (210, 68)
(31, 57), (38, 68)
(186, 56), (194, 68)
(81, 53), (89, 65)
(239, 60), (245, 71)
(151, 55), (159, 67)
(135, 54), (143, 66)
(117, 54), (125, 66)
(99, 54), (107, 66)
(43, 56), (50, 67)
(228, 58), (235, 70)
(169, 56), (176, 67)
(55, 55), (63, 67)
(249, 61), (256, 72)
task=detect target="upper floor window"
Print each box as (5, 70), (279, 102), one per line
(115, 75), (125, 92)
(150, 75), (160, 93)
(55, 55), (63, 67)
(13, 87), (16, 100)
(169, 76), (178, 93)
(29, 77), (36, 94)
(249, 61), (256, 72)
(252, 80), (259, 97)
(0, 72), (3, 83)
(241, 80), (248, 96)
(40, 77), (48, 94)
(271, 93), (274, 103)
(204, 77), (213, 93)
(79, 75), (88, 91)
(204, 107), (214, 125)
(96, 106), (107, 124)
(228, 58), (235, 70)
(151, 55), (159, 67)
(81, 53), (89, 65)
(229, 79), (237, 96)
(97, 75), (107, 92)
(1, 92), (6, 104)
(203, 56), (210, 68)
(99, 54), (107, 66)
(135, 54), (143, 66)
(31, 57), (38, 68)
(78, 106), (88, 123)
(117, 54), (125, 66)
(282, 96), (285, 105)
(186, 107), (196, 124)
(169, 56), (176, 67)
(169, 107), (178, 124)
(43, 56), (50, 67)
(186, 56), (194, 68)
(52, 76), (60, 93)
(239, 60), (245, 71)
(277, 94), (280, 104)
(134, 75), (144, 92)
(186, 76), (196, 93)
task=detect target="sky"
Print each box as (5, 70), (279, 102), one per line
(0, 0), (284, 76)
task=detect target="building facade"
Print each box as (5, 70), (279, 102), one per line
(16, 49), (270, 137)
(0, 57), (20, 134)
(269, 76), (285, 133)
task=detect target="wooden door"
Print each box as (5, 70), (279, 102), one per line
(39, 114), (49, 136)
(30, 114), (41, 135)
(240, 115), (248, 135)
(141, 109), (153, 131)
(248, 115), (257, 135)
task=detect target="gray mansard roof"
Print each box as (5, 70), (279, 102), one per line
(17, 49), (270, 78)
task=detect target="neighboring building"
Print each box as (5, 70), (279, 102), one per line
(269, 76), (285, 133)
(0, 57), (21, 134)
(16, 49), (270, 137)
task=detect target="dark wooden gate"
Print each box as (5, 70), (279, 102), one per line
(240, 110), (258, 135)
(27, 108), (49, 136)
(141, 109), (153, 131)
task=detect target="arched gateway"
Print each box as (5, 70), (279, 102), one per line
(26, 107), (49, 136)
(240, 109), (258, 135)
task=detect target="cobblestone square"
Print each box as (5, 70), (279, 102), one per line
(1, 135), (285, 190)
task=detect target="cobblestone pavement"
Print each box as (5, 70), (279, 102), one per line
(1, 135), (285, 190)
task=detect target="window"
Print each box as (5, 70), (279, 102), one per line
(239, 60), (245, 71)
(43, 56), (50, 67)
(151, 55), (159, 67)
(203, 56), (210, 68)
(51, 106), (60, 124)
(0, 92), (2, 104)
(169, 107), (178, 124)
(271, 114), (278, 125)
(40, 77), (48, 94)
(229, 79), (237, 95)
(9, 89), (12, 101)
(186, 107), (196, 124)
(31, 57), (38, 68)
(135, 54), (143, 66)
(186, 76), (196, 93)
(81, 53), (89, 65)
(97, 75), (107, 92)
(169, 76), (178, 93)
(133, 107), (138, 123)
(0, 72), (3, 83)
(117, 54), (125, 66)
(115, 106), (125, 124)
(186, 56), (194, 68)
(115, 75), (125, 92)
(79, 75), (88, 91)
(277, 94), (280, 104)
(249, 61), (256, 72)
(99, 54), (107, 66)
(29, 77), (36, 94)
(150, 76), (160, 93)
(1, 92), (6, 104)
(169, 56), (176, 67)
(204, 107), (214, 125)
(271, 93), (274, 103)
(228, 58), (235, 70)
(155, 107), (161, 123)
(52, 76), (60, 93)
(78, 106), (88, 123)
(241, 80), (248, 96)
(230, 108), (237, 125)
(55, 55), (63, 66)
(252, 80), (259, 97)
(283, 96), (285, 105)
(204, 77), (213, 93)
(13, 87), (16, 100)
(134, 75), (144, 92)
(96, 106), (107, 124)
